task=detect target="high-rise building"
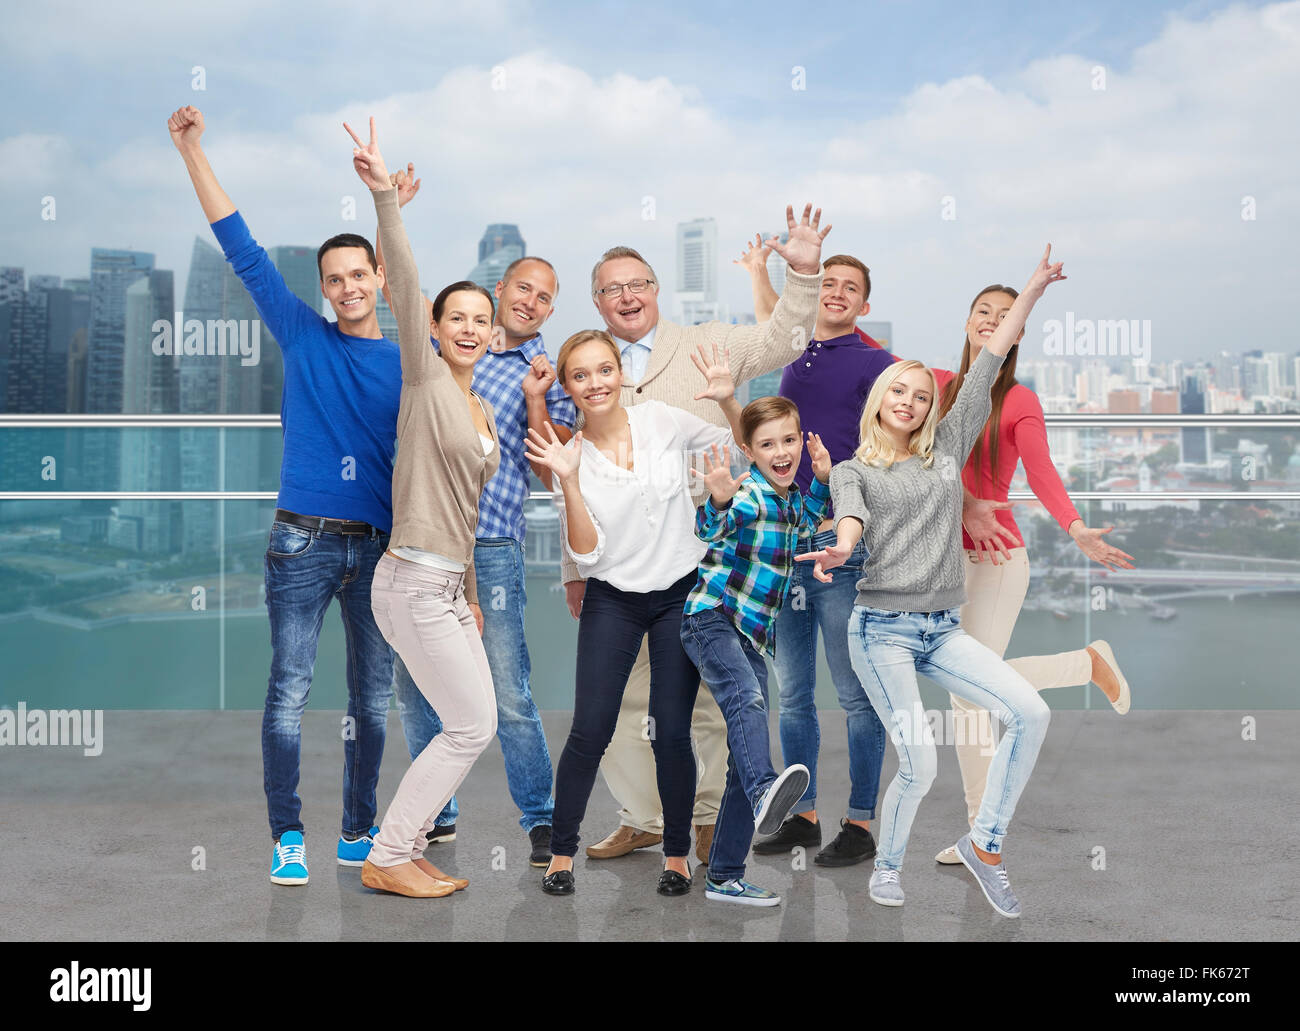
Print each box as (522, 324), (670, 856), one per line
(114, 270), (181, 553)
(478, 224), (525, 265)
(1180, 383), (1211, 464)
(62, 279), (90, 413)
(84, 249), (154, 490)
(0, 267), (23, 305)
(675, 217), (719, 325)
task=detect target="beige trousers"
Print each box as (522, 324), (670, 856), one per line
(368, 554), (497, 867)
(952, 547), (1092, 825)
(600, 638), (729, 831)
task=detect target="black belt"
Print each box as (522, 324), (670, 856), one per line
(274, 508), (383, 537)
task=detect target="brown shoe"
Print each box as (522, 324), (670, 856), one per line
(585, 825), (663, 859)
(361, 859), (455, 898)
(694, 823), (715, 864)
(413, 857), (468, 891)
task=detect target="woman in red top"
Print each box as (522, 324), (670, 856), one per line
(929, 284), (1136, 864)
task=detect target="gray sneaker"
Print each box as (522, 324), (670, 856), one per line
(868, 867), (904, 907)
(753, 764), (810, 836)
(955, 836), (1021, 918)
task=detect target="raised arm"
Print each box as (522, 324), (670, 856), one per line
(735, 234), (779, 323)
(168, 106), (235, 224)
(522, 355), (574, 491)
(375, 164), (433, 331)
(526, 426), (602, 560)
(985, 245), (1066, 358)
(347, 118), (435, 384)
(690, 342), (744, 446)
(713, 204), (830, 385)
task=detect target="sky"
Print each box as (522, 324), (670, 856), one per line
(0, 0), (1296, 368)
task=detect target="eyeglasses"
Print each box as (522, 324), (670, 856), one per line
(593, 278), (655, 298)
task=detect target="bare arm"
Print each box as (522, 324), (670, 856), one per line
(167, 106), (235, 223)
(735, 233), (779, 323)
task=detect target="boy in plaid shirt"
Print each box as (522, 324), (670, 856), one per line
(679, 378), (833, 906)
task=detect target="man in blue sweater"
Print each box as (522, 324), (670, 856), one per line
(169, 105), (400, 885)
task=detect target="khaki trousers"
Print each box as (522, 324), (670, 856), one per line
(952, 548), (1092, 825)
(600, 638), (729, 831)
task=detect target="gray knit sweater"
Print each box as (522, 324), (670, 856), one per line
(829, 346), (1004, 612)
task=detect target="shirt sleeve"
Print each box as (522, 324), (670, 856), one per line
(698, 266), (822, 385)
(829, 461), (870, 532)
(1010, 389), (1082, 534)
(938, 347), (1004, 463)
(372, 189), (438, 386)
(551, 486), (606, 569)
(209, 211), (319, 354)
(696, 482), (759, 543)
(545, 380), (577, 430)
(664, 402), (733, 453)
(801, 475), (832, 532)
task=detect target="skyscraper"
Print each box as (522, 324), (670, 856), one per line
(478, 224), (525, 264)
(676, 217), (719, 325)
(84, 249), (154, 490)
(764, 231), (788, 298)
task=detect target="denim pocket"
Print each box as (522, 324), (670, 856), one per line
(861, 607), (904, 621)
(267, 522), (315, 557)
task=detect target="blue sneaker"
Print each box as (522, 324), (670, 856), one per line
(271, 831), (309, 885)
(704, 877), (781, 907)
(955, 835), (1021, 918)
(337, 825), (380, 867)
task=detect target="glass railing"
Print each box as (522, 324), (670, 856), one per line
(1, 415), (1297, 712)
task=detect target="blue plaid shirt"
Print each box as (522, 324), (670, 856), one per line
(684, 466), (831, 657)
(433, 333), (576, 542)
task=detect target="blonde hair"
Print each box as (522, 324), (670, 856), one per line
(854, 360), (939, 468)
(556, 329), (622, 386)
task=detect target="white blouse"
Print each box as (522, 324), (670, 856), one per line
(553, 400), (734, 593)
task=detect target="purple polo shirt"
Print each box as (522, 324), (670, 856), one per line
(779, 331), (897, 499)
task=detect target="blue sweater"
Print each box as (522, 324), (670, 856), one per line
(211, 212), (402, 531)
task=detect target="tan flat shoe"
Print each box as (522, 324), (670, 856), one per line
(694, 823), (715, 864)
(1088, 640), (1131, 715)
(585, 825), (662, 859)
(361, 859), (455, 898)
(413, 857), (468, 891)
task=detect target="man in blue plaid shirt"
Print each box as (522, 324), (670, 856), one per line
(377, 173), (574, 866)
(679, 395), (831, 905)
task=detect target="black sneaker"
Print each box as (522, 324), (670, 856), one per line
(814, 819), (876, 867)
(752, 813), (821, 855)
(529, 825), (553, 867)
(427, 823), (456, 845)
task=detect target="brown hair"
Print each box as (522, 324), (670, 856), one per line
(556, 329), (622, 385)
(937, 284), (1021, 486)
(740, 395), (801, 447)
(822, 254), (871, 301)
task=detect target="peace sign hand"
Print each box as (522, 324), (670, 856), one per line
(343, 117), (391, 192)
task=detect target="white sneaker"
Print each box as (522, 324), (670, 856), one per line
(934, 844), (961, 865)
(868, 868), (904, 907)
(752, 764), (810, 836)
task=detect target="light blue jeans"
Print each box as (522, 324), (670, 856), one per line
(847, 606), (1050, 869)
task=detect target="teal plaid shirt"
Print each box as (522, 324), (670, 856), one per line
(684, 466), (831, 656)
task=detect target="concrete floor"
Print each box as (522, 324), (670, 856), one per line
(1, 709), (1294, 941)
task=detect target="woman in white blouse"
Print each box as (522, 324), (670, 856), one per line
(526, 329), (735, 898)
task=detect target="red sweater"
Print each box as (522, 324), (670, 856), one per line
(932, 367), (1081, 549)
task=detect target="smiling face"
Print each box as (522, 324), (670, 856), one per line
(965, 289), (1021, 356)
(878, 366), (934, 442)
(741, 414), (804, 494)
(319, 246), (384, 331)
(816, 263), (870, 339)
(496, 259), (557, 344)
(560, 338), (624, 418)
(433, 290), (495, 372)
(592, 256), (659, 343)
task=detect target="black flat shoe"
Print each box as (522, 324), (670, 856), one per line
(542, 869), (575, 895)
(657, 869), (692, 897)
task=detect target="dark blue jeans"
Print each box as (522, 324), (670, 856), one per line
(680, 606), (777, 883)
(262, 520), (394, 840)
(551, 573), (701, 860)
(392, 537), (555, 831)
(773, 529), (885, 819)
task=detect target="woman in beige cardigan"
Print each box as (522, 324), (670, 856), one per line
(346, 118), (501, 899)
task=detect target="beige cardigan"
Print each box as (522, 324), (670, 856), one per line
(560, 264), (823, 584)
(374, 188), (500, 604)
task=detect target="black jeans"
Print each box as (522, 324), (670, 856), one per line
(550, 572), (702, 859)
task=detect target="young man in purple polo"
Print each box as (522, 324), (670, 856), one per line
(739, 247), (893, 865)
